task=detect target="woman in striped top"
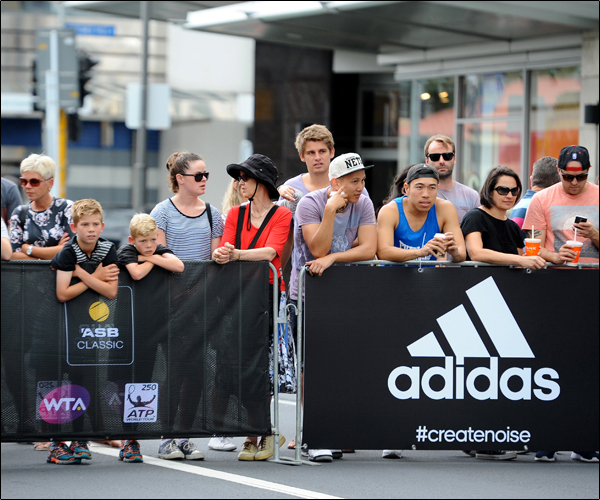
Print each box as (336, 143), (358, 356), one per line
(151, 152), (224, 260)
(150, 151), (224, 461)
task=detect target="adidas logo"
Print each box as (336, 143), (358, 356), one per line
(387, 277), (560, 401)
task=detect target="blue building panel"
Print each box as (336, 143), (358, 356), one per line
(1, 118), (42, 147)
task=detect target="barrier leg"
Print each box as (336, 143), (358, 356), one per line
(268, 265), (315, 466)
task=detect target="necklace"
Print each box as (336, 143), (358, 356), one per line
(251, 205), (271, 218)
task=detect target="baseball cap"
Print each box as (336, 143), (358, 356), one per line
(329, 153), (373, 181)
(406, 163), (440, 185)
(558, 145), (591, 171)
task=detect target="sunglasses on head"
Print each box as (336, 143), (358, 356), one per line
(560, 172), (588, 182)
(20, 177), (50, 187)
(426, 152), (455, 162)
(180, 172), (209, 182)
(237, 172), (251, 182)
(493, 186), (519, 196)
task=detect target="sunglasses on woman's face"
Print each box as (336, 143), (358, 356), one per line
(426, 152), (455, 162)
(20, 177), (50, 187)
(180, 172), (210, 182)
(237, 172), (250, 182)
(493, 186), (519, 196)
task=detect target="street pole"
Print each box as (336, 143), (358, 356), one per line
(46, 29), (60, 198)
(132, 0), (149, 213)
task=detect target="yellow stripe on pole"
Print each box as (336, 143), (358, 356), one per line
(59, 109), (68, 199)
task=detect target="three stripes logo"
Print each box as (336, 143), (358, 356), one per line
(388, 277), (560, 401)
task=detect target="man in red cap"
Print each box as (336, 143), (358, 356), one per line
(524, 145), (599, 265)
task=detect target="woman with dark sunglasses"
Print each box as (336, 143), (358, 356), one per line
(10, 154), (74, 261)
(213, 154), (293, 462)
(460, 166), (546, 270)
(149, 151), (225, 461)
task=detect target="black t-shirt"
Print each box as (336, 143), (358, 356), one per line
(51, 235), (118, 284)
(117, 243), (173, 266)
(461, 208), (524, 256)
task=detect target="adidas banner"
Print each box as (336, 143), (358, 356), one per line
(1, 261), (272, 442)
(303, 266), (599, 451)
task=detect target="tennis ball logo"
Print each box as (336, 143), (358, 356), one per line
(89, 301), (110, 322)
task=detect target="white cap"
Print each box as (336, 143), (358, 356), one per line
(328, 153), (374, 181)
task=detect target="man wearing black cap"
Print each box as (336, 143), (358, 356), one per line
(377, 164), (466, 262)
(524, 145), (599, 265)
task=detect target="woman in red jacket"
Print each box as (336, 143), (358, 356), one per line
(213, 154), (292, 462)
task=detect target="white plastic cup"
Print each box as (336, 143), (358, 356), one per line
(434, 233), (447, 258)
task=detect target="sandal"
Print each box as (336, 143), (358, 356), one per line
(288, 440), (296, 449)
(33, 442), (51, 450)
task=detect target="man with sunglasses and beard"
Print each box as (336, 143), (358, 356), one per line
(523, 145), (599, 266)
(425, 135), (479, 223)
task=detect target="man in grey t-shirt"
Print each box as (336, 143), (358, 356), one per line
(424, 134), (479, 223)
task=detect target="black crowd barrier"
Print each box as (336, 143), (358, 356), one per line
(302, 264), (599, 451)
(1, 261), (272, 442)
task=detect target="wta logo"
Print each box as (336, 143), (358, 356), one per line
(38, 385), (90, 424)
(388, 277), (560, 401)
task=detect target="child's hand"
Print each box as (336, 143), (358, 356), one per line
(93, 263), (120, 282)
(58, 233), (70, 246)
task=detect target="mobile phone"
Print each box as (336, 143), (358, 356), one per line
(574, 215), (587, 224)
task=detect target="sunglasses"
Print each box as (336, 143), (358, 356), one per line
(237, 172), (251, 182)
(493, 186), (519, 196)
(20, 177), (51, 187)
(426, 152), (455, 162)
(560, 172), (588, 182)
(180, 172), (209, 182)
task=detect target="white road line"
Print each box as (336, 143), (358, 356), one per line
(91, 446), (341, 499)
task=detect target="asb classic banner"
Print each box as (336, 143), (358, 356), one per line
(303, 266), (599, 451)
(1, 261), (272, 442)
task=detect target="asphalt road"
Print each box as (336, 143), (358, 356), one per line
(1, 395), (598, 499)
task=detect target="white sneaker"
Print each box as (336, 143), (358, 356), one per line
(308, 449), (333, 462)
(382, 449), (403, 459)
(208, 436), (237, 452)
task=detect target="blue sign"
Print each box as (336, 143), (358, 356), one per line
(65, 23), (115, 37)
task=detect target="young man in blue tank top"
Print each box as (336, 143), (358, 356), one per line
(377, 164), (466, 262)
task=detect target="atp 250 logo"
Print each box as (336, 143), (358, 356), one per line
(388, 277), (560, 402)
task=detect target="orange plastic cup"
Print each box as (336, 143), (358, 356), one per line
(566, 240), (583, 264)
(524, 238), (541, 256)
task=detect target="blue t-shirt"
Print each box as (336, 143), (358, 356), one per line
(393, 196), (440, 261)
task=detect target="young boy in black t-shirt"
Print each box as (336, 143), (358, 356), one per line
(115, 214), (184, 462)
(49, 199), (119, 464)
(117, 213), (183, 278)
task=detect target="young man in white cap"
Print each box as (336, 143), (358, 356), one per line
(291, 152), (377, 462)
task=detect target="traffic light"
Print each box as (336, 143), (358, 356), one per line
(77, 50), (98, 108)
(32, 59), (41, 111)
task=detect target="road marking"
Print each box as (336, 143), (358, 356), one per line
(91, 446), (341, 499)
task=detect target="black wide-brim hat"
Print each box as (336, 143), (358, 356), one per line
(226, 154), (280, 200)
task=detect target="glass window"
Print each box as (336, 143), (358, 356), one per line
(529, 67), (580, 174)
(361, 86), (410, 149)
(463, 72), (523, 119)
(461, 121), (522, 190)
(418, 77), (455, 159)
